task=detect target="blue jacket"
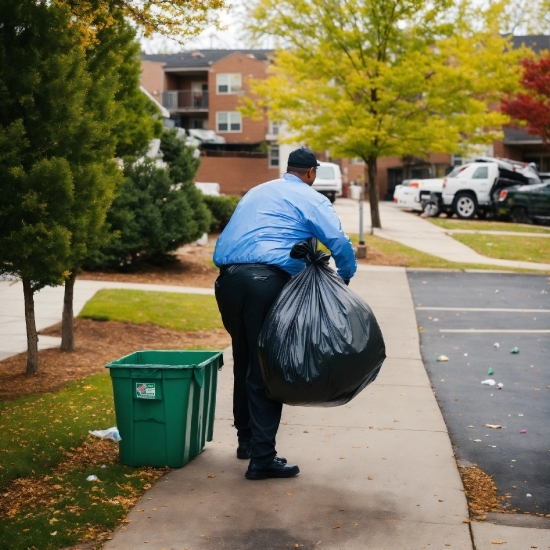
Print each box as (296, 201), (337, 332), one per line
(213, 173), (357, 280)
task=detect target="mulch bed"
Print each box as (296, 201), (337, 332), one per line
(0, 318), (230, 400)
(78, 242), (219, 289)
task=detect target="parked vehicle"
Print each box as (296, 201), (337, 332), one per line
(441, 158), (541, 219)
(496, 182), (550, 224)
(393, 178), (444, 214)
(313, 162), (343, 203)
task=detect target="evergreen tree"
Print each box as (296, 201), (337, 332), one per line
(60, 13), (162, 351)
(160, 129), (212, 237)
(0, 0), (105, 373)
(83, 156), (209, 270)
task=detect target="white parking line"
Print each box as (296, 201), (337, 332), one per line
(439, 329), (550, 333)
(417, 307), (550, 313)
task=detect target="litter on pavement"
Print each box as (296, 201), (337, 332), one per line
(494, 342), (500, 348)
(86, 475), (99, 481)
(89, 427), (121, 441)
(481, 379), (496, 386)
(487, 367), (494, 375)
(497, 383), (504, 389)
(437, 355), (449, 362)
(510, 347), (520, 354)
(520, 429), (527, 434)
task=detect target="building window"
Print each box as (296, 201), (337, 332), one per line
(350, 157), (365, 165)
(451, 154), (464, 166)
(216, 73), (241, 94)
(269, 121), (280, 136)
(216, 111), (242, 132)
(269, 145), (279, 167)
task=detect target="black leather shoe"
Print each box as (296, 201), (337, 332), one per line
(245, 459), (299, 480)
(236, 444), (250, 459)
(274, 456), (287, 464)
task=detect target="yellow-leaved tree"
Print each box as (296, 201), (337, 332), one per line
(244, 0), (523, 228)
(55, 0), (226, 43)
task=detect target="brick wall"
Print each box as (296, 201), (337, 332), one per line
(141, 61), (165, 100)
(195, 154), (279, 195)
(493, 140), (523, 160)
(208, 53), (270, 144)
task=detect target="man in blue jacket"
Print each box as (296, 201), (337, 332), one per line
(213, 146), (356, 480)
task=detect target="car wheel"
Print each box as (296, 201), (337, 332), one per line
(453, 193), (477, 219)
(510, 206), (531, 224)
(327, 192), (336, 203)
(423, 201), (440, 217)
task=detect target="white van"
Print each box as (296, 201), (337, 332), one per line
(312, 162), (342, 203)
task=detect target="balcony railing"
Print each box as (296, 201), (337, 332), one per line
(162, 90), (209, 110)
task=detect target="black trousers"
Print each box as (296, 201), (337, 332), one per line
(215, 263), (291, 465)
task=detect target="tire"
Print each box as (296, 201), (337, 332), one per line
(510, 206), (531, 224)
(453, 193), (478, 219)
(328, 192), (336, 203)
(423, 201), (441, 217)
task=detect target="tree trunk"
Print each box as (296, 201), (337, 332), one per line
(366, 159), (382, 229)
(22, 277), (39, 375)
(61, 269), (76, 351)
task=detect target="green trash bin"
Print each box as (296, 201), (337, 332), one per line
(106, 350), (223, 468)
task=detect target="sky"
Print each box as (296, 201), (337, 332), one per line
(140, 0), (263, 54)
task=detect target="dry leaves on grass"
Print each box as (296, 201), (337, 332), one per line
(0, 439), (165, 521)
(0, 318), (230, 400)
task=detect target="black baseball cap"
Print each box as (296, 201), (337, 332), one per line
(288, 146), (320, 168)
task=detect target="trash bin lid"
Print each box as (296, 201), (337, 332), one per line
(106, 350), (223, 370)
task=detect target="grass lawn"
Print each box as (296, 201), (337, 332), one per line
(428, 218), (550, 233)
(79, 289), (224, 331)
(349, 234), (547, 272)
(450, 233), (550, 264)
(0, 374), (165, 549)
(1, 290), (224, 548)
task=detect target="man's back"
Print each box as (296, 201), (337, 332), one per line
(214, 174), (356, 279)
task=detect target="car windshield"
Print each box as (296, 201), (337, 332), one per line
(316, 166), (335, 179)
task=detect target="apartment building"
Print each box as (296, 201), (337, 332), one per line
(141, 50), (281, 195)
(141, 37), (550, 198)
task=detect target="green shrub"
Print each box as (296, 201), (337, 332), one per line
(203, 194), (241, 232)
(83, 158), (207, 270)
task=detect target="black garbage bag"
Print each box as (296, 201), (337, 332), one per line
(258, 238), (386, 406)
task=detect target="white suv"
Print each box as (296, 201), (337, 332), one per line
(313, 162), (342, 203)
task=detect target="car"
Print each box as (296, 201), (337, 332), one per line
(441, 158), (542, 219)
(312, 162), (343, 203)
(496, 182), (550, 224)
(393, 178), (444, 213)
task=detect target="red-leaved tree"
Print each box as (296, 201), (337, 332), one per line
(502, 55), (550, 146)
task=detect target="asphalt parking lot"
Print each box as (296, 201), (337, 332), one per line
(407, 271), (550, 515)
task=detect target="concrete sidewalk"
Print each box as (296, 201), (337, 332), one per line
(334, 199), (550, 272)
(0, 279), (213, 361)
(102, 266), (550, 550)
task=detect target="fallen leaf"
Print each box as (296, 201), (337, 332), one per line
(286, 492), (293, 496)
(491, 542), (506, 545)
(367, 476), (373, 480)
(485, 424), (502, 429)
(352, 446), (360, 449)
(332, 525), (340, 529)
(207, 475), (216, 478)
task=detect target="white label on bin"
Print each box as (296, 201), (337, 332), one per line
(136, 382), (156, 399)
